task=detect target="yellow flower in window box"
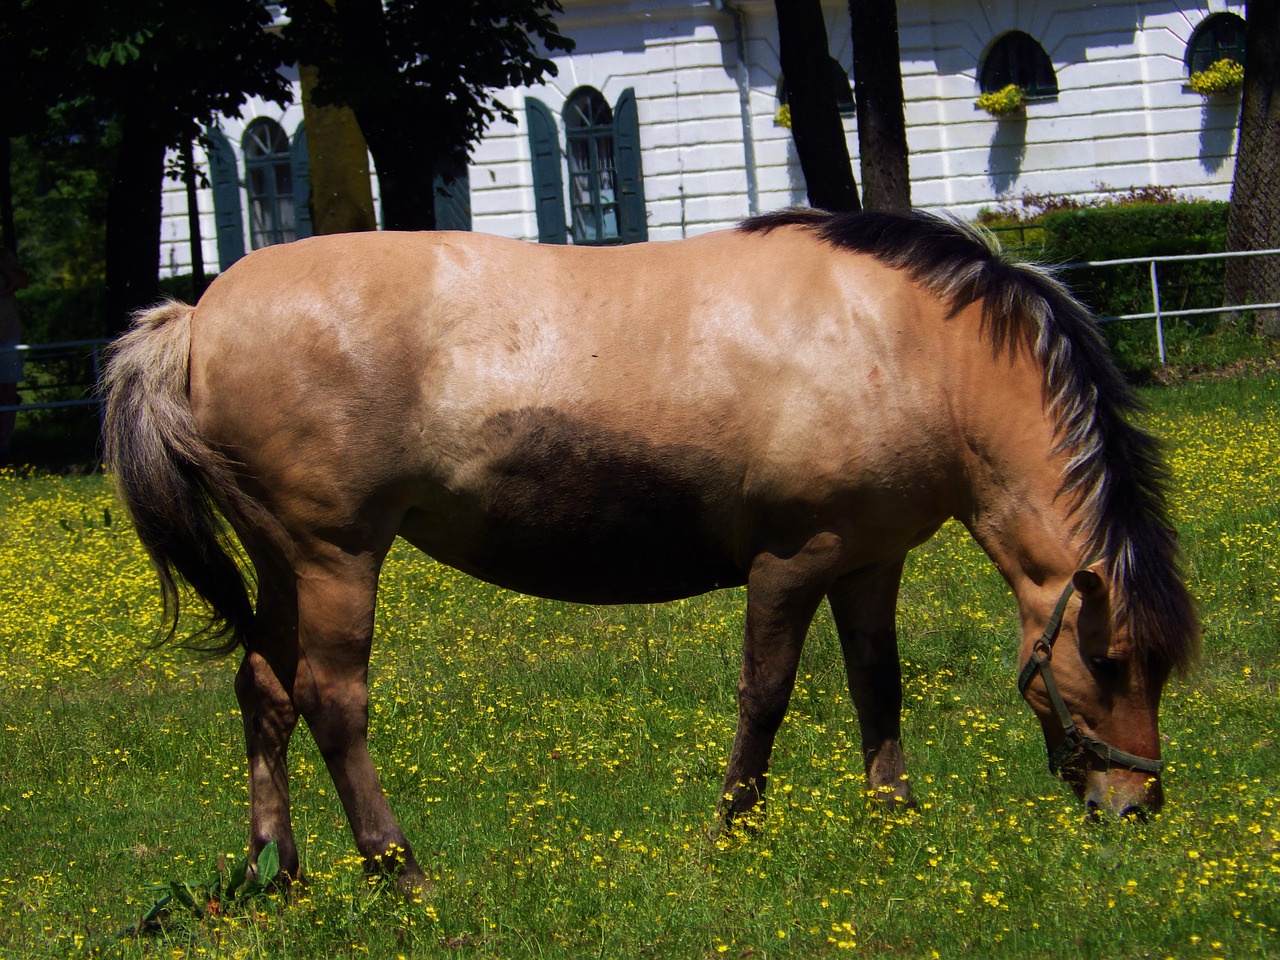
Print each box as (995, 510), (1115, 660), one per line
(1188, 58), (1244, 96)
(975, 84), (1026, 117)
(775, 103), (792, 129)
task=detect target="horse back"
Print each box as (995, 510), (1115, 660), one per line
(186, 229), (964, 601)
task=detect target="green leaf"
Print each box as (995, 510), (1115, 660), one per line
(140, 892), (172, 925)
(168, 880), (198, 913)
(225, 850), (249, 899)
(254, 841), (280, 891)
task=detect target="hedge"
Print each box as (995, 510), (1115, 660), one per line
(1038, 202), (1232, 369)
(1040, 202), (1229, 316)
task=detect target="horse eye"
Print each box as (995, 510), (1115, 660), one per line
(1089, 656), (1124, 678)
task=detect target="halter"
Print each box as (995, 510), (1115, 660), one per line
(1017, 569), (1165, 778)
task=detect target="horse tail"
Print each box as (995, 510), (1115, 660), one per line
(102, 300), (256, 654)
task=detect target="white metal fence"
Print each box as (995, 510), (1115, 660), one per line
(1058, 247), (1280, 364)
(0, 339), (108, 414)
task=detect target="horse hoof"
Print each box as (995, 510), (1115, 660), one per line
(867, 781), (917, 810)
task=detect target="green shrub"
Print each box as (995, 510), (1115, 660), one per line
(1040, 202), (1231, 370)
(14, 273), (213, 345)
(14, 281), (107, 344)
(1040, 201), (1229, 264)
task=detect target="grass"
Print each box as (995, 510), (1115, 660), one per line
(0, 376), (1278, 958)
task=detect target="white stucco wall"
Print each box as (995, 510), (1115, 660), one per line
(159, 0), (1245, 277)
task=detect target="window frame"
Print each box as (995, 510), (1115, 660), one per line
(242, 117), (296, 250)
(979, 30), (1059, 100)
(564, 87), (622, 246)
(1185, 12), (1247, 76)
(525, 89), (647, 246)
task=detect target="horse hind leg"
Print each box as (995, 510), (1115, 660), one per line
(235, 585), (301, 881)
(289, 549), (425, 889)
(827, 558), (915, 807)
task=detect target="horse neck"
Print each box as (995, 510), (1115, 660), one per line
(951, 345), (1091, 636)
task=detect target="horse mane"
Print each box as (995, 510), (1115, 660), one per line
(740, 208), (1200, 674)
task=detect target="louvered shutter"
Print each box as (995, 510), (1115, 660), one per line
(525, 98), (567, 243)
(434, 154), (472, 231)
(207, 129), (245, 269)
(612, 88), (647, 243)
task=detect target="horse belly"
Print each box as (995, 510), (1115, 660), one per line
(400, 407), (747, 604)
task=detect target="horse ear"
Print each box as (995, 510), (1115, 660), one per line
(1072, 566), (1113, 658)
(1072, 567), (1106, 600)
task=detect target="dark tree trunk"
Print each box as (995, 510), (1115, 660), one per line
(1225, 0), (1280, 334)
(182, 139), (207, 300)
(357, 108), (440, 231)
(0, 135), (15, 253)
(318, 0), (440, 231)
(849, 0), (911, 211)
(104, 112), (164, 336)
(774, 0), (860, 212)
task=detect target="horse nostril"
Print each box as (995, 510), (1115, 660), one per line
(1119, 804), (1150, 823)
(1084, 797), (1150, 822)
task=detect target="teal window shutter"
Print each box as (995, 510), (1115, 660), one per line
(290, 122), (314, 240)
(612, 88), (647, 243)
(526, 97), (567, 243)
(207, 128), (245, 270)
(434, 153), (472, 231)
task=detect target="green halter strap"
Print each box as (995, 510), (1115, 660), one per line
(1017, 568), (1165, 778)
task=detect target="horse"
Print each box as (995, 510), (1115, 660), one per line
(102, 208), (1199, 889)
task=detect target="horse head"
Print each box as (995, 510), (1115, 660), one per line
(1019, 560), (1173, 818)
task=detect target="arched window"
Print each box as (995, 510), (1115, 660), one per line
(526, 88), (647, 246)
(242, 118), (295, 249)
(564, 88), (621, 245)
(777, 59), (856, 117)
(980, 31), (1058, 98)
(1185, 12), (1247, 75)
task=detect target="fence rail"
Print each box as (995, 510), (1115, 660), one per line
(0, 338), (108, 414)
(1057, 247), (1280, 364)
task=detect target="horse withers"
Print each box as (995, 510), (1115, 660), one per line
(102, 209), (1199, 888)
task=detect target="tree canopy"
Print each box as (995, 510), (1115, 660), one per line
(2, 0), (292, 331)
(285, 0), (574, 229)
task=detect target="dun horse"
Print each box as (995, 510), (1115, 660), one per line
(103, 209), (1198, 887)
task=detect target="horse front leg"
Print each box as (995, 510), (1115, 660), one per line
(291, 558), (426, 891)
(718, 543), (834, 825)
(827, 558), (914, 807)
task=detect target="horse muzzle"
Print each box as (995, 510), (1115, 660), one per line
(1080, 765), (1164, 819)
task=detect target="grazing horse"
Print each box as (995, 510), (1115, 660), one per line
(103, 209), (1198, 888)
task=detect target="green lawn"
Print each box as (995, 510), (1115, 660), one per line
(0, 377), (1277, 959)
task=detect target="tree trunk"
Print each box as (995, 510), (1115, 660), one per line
(104, 112), (164, 336)
(1225, 0), (1280, 335)
(300, 62), (377, 235)
(358, 109), (440, 231)
(182, 139), (207, 300)
(774, 0), (860, 212)
(0, 135), (15, 253)
(849, 0), (911, 211)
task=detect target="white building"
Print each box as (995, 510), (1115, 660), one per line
(159, 0), (1248, 277)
